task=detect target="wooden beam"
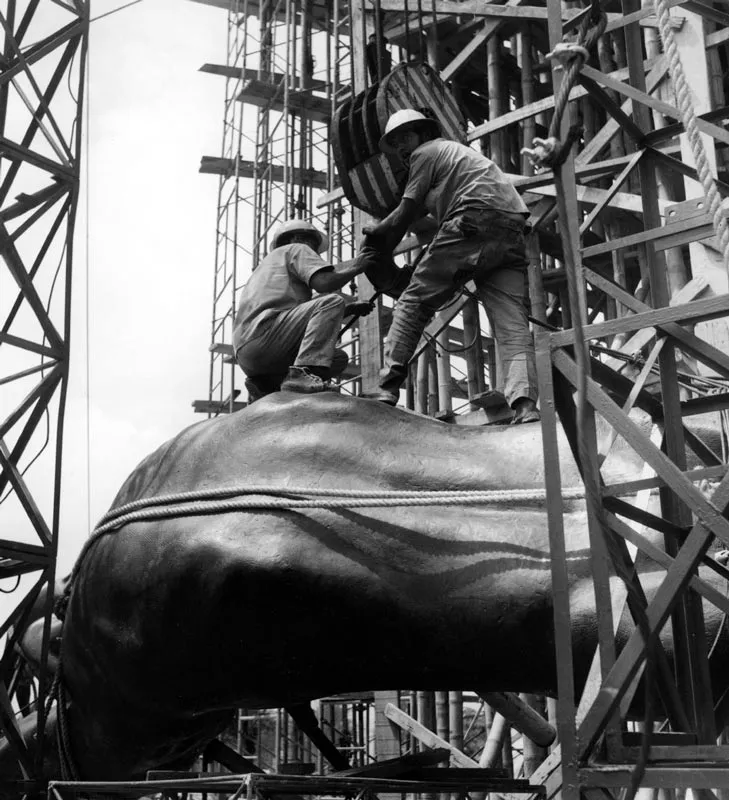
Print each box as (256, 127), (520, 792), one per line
(379, 0), (549, 20)
(468, 61), (657, 140)
(200, 63), (329, 92)
(598, 277), (708, 373)
(379, 0), (683, 26)
(576, 58), (667, 170)
(191, 398), (246, 414)
(581, 213), (718, 259)
(383, 704), (479, 768)
(555, 350), (729, 545)
(576, 74), (647, 143)
(583, 268), (729, 377)
(440, 0), (525, 81)
(529, 182), (668, 215)
(199, 156), (328, 189)
(550, 292), (729, 345)
(579, 151), (644, 236)
(580, 64), (729, 146)
(236, 79), (331, 123)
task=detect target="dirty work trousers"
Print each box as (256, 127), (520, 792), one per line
(235, 294), (349, 386)
(380, 208), (538, 407)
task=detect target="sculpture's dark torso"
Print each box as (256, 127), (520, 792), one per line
(55, 394), (729, 779)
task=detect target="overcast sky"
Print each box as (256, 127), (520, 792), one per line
(58, 0), (225, 574)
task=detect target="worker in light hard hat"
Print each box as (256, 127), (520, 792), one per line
(233, 219), (373, 400)
(362, 109), (539, 424)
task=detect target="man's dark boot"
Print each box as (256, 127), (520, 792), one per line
(361, 387), (399, 406)
(362, 301), (432, 407)
(511, 397), (540, 424)
(245, 373), (284, 404)
(281, 366), (331, 394)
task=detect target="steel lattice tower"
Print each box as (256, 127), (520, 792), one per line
(0, 0), (88, 778)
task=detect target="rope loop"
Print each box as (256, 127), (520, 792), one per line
(545, 42), (590, 68)
(522, 7), (607, 171)
(521, 124), (584, 171)
(579, 8), (608, 53)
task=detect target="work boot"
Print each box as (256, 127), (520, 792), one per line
(244, 374), (284, 404)
(511, 397), (541, 425)
(281, 366), (331, 394)
(245, 378), (267, 404)
(366, 301), (432, 407)
(361, 388), (399, 406)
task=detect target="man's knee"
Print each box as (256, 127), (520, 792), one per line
(316, 294), (346, 313)
(396, 298), (434, 327)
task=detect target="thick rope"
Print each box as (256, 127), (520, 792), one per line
(653, 0), (729, 270)
(95, 485), (586, 529)
(92, 488), (587, 540)
(53, 484), (585, 620)
(521, 9), (607, 170)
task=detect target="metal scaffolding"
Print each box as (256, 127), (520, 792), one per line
(195, 0), (357, 414)
(193, 0), (729, 795)
(0, 0), (88, 779)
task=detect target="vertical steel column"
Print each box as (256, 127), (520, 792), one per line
(206, 0), (251, 415)
(0, 0), (88, 777)
(352, 1), (383, 392)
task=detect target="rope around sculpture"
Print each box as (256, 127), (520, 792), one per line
(92, 485), (587, 533)
(47, 482), (586, 777)
(653, 0), (729, 269)
(53, 484), (586, 622)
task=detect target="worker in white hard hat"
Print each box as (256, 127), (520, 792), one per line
(233, 219), (373, 400)
(362, 109), (540, 424)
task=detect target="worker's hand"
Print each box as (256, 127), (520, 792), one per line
(361, 226), (393, 250)
(360, 231), (394, 257)
(344, 301), (375, 318)
(362, 223), (384, 238)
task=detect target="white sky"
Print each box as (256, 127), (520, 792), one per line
(66, 0), (226, 569)
(19, 0), (227, 579)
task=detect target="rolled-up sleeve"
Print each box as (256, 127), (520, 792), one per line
(402, 148), (434, 205)
(288, 243), (331, 287)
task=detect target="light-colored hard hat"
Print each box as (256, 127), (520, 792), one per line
(272, 219), (329, 253)
(379, 109), (441, 154)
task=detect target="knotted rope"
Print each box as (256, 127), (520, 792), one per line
(653, 0), (729, 269)
(521, 6), (607, 170)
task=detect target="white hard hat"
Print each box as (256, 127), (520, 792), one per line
(379, 109), (441, 154)
(272, 219), (329, 253)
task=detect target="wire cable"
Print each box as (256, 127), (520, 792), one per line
(90, 0), (144, 23)
(84, 26), (92, 541)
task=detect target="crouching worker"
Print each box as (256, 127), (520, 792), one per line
(233, 219), (373, 400)
(362, 110), (540, 425)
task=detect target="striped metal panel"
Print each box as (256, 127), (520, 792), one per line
(377, 62), (466, 144)
(331, 62), (465, 218)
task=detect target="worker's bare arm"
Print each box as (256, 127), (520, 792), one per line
(309, 257), (367, 293)
(362, 198), (420, 247)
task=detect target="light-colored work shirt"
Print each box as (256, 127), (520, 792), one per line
(402, 138), (528, 224)
(233, 243), (330, 344)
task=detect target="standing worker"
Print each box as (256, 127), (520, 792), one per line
(362, 110), (540, 424)
(234, 219), (372, 401)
